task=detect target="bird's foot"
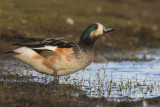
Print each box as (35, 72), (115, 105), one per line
(52, 78), (59, 85)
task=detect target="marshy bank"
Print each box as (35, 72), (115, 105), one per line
(0, 81), (160, 107)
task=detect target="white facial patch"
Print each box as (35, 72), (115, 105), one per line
(94, 23), (104, 37)
(89, 23), (104, 39)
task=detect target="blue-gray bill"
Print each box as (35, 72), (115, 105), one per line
(103, 27), (115, 33)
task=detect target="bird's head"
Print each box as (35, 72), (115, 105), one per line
(79, 22), (115, 46)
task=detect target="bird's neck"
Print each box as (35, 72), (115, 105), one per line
(78, 38), (95, 51)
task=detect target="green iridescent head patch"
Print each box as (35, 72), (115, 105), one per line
(81, 24), (97, 40)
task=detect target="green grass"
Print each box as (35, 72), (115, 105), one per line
(0, 0), (159, 35)
(0, 0), (160, 53)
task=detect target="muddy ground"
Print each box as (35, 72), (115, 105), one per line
(0, 80), (160, 107)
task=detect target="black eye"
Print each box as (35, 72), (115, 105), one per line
(95, 24), (98, 29)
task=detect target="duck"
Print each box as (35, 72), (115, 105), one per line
(9, 23), (115, 83)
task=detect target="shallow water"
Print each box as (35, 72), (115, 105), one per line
(69, 61), (160, 100)
(0, 50), (160, 101)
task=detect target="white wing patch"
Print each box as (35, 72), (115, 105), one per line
(33, 46), (57, 51)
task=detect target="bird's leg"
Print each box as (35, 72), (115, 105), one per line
(57, 76), (59, 81)
(53, 70), (59, 84)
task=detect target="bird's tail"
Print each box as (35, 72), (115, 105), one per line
(3, 50), (19, 55)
